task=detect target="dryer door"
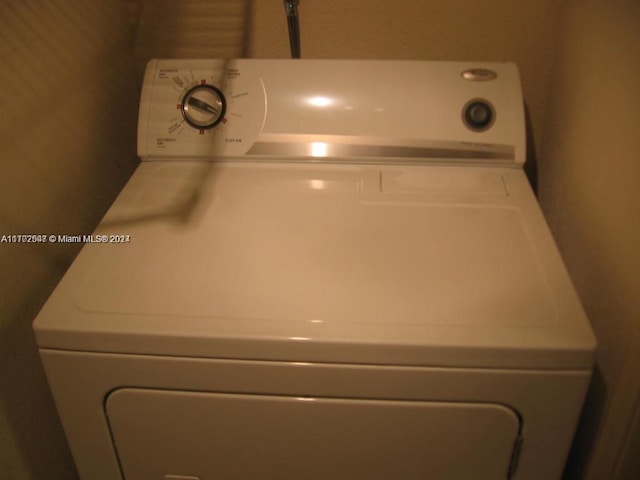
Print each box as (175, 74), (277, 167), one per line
(106, 388), (520, 480)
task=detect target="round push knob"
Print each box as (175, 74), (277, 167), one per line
(463, 100), (495, 131)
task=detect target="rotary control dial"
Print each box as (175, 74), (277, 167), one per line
(181, 84), (226, 130)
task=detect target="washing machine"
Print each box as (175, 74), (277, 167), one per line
(34, 59), (596, 480)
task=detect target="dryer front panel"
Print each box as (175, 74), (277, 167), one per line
(106, 388), (520, 480)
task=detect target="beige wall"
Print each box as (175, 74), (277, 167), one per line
(130, 0), (249, 78)
(538, 0), (640, 478)
(0, 1), (138, 478)
(1, 1), (638, 479)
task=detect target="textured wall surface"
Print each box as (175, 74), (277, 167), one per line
(538, 1), (640, 478)
(0, 1), (139, 478)
(131, 0), (250, 77)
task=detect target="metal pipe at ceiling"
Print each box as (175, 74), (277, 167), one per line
(283, 0), (301, 58)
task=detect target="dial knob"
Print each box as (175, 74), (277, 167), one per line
(181, 84), (226, 130)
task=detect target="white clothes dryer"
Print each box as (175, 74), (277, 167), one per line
(34, 59), (596, 480)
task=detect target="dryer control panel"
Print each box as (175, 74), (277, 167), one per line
(137, 59), (265, 158)
(138, 59), (525, 165)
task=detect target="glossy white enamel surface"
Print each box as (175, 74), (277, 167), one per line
(34, 161), (594, 369)
(138, 59), (525, 164)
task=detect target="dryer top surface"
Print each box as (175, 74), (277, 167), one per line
(34, 161), (595, 369)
